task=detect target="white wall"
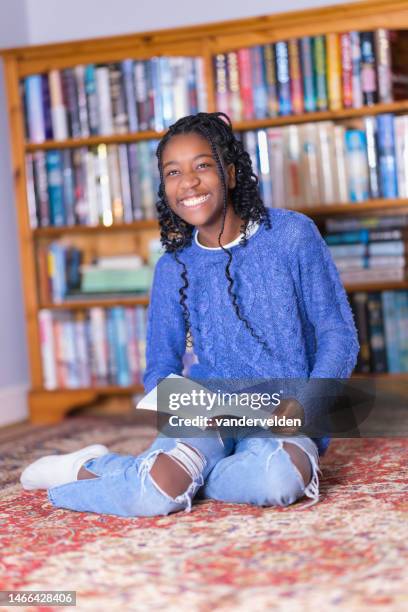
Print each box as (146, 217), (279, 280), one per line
(25, 0), (345, 45)
(0, 1), (30, 426)
(0, 0), (346, 425)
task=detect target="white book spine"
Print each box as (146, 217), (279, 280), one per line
(85, 149), (99, 226)
(118, 144), (133, 223)
(89, 308), (109, 384)
(95, 66), (114, 135)
(48, 70), (68, 140)
(96, 143), (113, 226)
(74, 315), (91, 387)
(172, 57), (189, 121)
(333, 125), (349, 203)
(195, 57), (208, 112)
(38, 310), (57, 390)
(395, 116), (408, 199)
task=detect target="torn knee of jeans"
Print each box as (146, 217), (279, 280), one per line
(138, 442), (206, 503)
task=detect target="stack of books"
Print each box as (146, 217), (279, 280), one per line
(38, 246), (160, 304)
(22, 56), (207, 142)
(214, 29), (408, 120)
(324, 213), (408, 285)
(350, 290), (408, 374)
(241, 112), (408, 209)
(38, 306), (147, 389)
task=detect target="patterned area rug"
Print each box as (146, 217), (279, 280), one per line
(0, 416), (407, 612)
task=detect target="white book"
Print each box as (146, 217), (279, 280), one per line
(38, 310), (57, 390)
(118, 144), (133, 223)
(171, 57), (189, 121)
(395, 116), (408, 198)
(333, 125), (349, 203)
(95, 66), (114, 135)
(85, 149), (99, 226)
(136, 373), (184, 410)
(316, 121), (339, 205)
(48, 70), (68, 140)
(89, 308), (109, 384)
(195, 57), (208, 112)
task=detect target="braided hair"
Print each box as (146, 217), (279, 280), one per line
(155, 111), (272, 353)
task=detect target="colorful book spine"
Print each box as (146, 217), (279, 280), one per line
(227, 51), (242, 121)
(345, 130), (369, 202)
(313, 35), (328, 111)
(46, 150), (65, 226)
(340, 33), (353, 108)
(377, 114), (398, 198)
(214, 53), (230, 118)
(48, 70), (68, 140)
(263, 44), (279, 117)
(326, 33), (342, 111)
(237, 48), (254, 120)
(84, 64), (99, 135)
(364, 116), (380, 199)
(382, 291), (400, 372)
(360, 32), (378, 106)
(367, 292), (388, 373)
(288, 39), (304, 114)
(350, 31), (363, 108)
(299, 37), (316, 112)
(375, 29), (392, 103)
(275, 41), (292, 116)
(250, 46), (268, 119)
(24, 75), (46, 143)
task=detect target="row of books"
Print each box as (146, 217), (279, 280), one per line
(325, 227), (407, 285)
(350, 290), (408, 373)
(26, 141), (160, 228)
(22, 57), (207, 143)
(25, 112), (408, 228)
(37, 244), (159, 304)
(241, 113), (408, 209)
(215, 29), (408, 121)
(38, 307), (147, 389)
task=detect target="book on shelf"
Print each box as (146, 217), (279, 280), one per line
(323, 215), (408, 286)
(38, 305), (147, 389)
(238, 112), (408, 209)
(37, 244), (157, 303)
(349, 290), (408, 374)
(213, 29), (408, 122)
(22, 56), (207, 143)
(26, 140), (161, 228)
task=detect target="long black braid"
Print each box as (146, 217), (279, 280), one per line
(155, 111), (272, 354)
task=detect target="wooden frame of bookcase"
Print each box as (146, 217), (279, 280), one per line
(2, 0), (408, 424)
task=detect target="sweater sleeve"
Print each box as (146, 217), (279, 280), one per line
(289, 216), (360, 425)
(142, 255), (187, 394)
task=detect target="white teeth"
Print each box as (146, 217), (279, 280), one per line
(181, 194), (210, 207)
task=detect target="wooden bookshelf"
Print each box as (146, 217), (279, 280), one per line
(2, 0), (408, 423)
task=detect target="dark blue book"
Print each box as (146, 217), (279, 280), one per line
(250, 45), (268, 119)
(62, 149), (75, 226)
(46, 150), (65, 226)
(377, 114), (398, 198)
(121, 59), (139, 132)
(41, 74), (53, 139)
(274, 41), (292, 115)
(84, 64), (99, 135)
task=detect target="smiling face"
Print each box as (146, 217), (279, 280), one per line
(161, 132), (236, 231)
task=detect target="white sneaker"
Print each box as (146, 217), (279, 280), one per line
(20, 444), (109, 490)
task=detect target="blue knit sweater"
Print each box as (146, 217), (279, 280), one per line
(143, 208), (360, 455)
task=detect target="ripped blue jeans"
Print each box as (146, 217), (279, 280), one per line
(47, 428), (321, 518)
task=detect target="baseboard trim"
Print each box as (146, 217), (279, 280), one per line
(0, 384), (29, 427)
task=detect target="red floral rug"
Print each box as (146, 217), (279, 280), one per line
(0, 416), (407, 611)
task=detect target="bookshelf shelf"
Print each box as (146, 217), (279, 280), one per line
(25, 129), (166, 152)
(23, 99), (408, 152)
(41, 296), (150, 309)
(345, 281), (408, 293)
(3, 0), (408, 423)
(298, 199), (408, 217)
(33, 220), (158, 237)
